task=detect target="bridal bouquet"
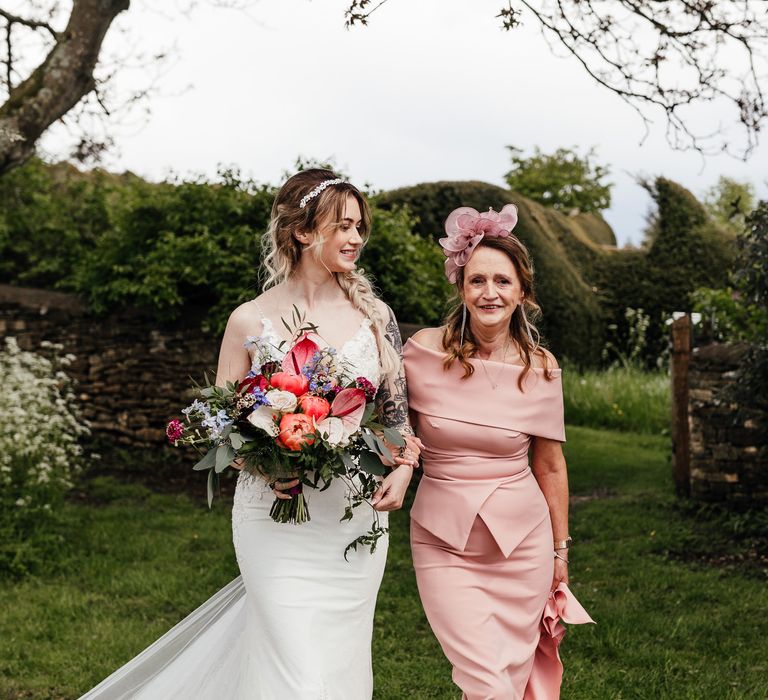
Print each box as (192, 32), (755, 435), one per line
(166, 321), (403, 555)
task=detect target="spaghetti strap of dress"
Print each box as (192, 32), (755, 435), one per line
(249, 298), (267, 322)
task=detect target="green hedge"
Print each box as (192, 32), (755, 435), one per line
(595, 178), (735, 362)
(376, 181), (605, 365)
(0, 160), (446, 332)
(0, 164), (735, 366)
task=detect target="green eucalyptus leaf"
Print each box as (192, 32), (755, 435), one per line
(193, 448), (217, 471)
(382, 428), (406, 447)
(215, 444), (236, 473)
(361, 430), (382, 455)
(373, 434), (394, 461)
(206, 469), (216, 508)
(362, 402), (375, 425)
(359, 449), (386, 476)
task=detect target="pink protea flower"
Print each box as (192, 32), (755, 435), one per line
(166, 419), (184, 443)
(439, 204), (519, 283)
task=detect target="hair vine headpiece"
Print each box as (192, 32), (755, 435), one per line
(438, 204), (519, 283)
(298, 178), (346, 209)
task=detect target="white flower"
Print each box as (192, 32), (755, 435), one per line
(247, 405), (280, 436)
(265, 389), (298, 413)
(315, 416), (349, 447)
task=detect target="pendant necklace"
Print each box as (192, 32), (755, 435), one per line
(478, 337), (510, 390)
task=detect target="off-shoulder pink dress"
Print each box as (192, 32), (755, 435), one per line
(403, 339), (592, 700)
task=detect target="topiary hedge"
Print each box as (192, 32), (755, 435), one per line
(376, 181), (606, 365)
(595, 178), (735, 363)
(1, 164), (734, 367)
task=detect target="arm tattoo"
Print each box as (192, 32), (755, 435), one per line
(376, 306), (413, 434)
(384, 306), (403, 354)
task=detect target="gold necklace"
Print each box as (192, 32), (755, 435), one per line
(478, 337), (510, 390)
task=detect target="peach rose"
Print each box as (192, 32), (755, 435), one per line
(277, 414), (315, 451)
(299, 394), (331, 422)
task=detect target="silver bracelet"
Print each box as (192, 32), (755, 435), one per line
(554, 551), (569, 564)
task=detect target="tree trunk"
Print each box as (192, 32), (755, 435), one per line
(0, 0), (130, 175)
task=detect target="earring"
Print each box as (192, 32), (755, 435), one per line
(460, 303), (467, 347)
(521, 306), (535, 347)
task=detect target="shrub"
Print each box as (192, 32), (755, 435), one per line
(596, 178), (736, 365)
(361, 206), (450, 325)
(0, 338), (90, 577)
(71, 171), (274, 334)
(503, 145), (612, 213)
(376, 182), (606, 365)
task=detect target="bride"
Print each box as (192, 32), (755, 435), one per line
(80, 169), (420, 699)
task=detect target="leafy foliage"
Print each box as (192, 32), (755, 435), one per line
(0, 160), (447, 333)
(361, 206), (449, 325)
(503, 145), (611, 213)
(695, 200), (768, 414)
(703, 176), (756, 236)
(596, 178), (736, 365)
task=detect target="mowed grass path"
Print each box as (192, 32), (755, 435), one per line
(2, 427), (766, 699)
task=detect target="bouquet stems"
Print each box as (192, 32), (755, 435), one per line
(269, 478), (310, 524)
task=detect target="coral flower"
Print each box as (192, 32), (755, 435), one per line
(277, 414), (315, 451)
(270, 371), (310, 397)
(299, 394), (331, 422)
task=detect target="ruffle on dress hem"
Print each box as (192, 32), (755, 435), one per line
(525, 582), (595, 699)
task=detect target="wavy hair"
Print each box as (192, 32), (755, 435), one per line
(441, 235), (554, 390)
(261, 169), (399, 376)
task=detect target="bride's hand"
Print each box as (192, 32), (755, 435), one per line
(371, 464), (413, 511)
(271, 478), (300, 500)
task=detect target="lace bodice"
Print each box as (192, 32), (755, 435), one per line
(246, 316), (381, 387)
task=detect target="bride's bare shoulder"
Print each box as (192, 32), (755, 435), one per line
(225, 298), (263, 336)
(408, 327), (445, 352)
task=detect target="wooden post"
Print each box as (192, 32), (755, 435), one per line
(670, 315), (692, 498)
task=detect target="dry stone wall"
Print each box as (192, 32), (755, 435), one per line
(688, 342), (767, 503)
(1, 285), (422, 451)
(0, 284), (218, 448)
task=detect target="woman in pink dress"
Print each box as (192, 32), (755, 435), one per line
(404, 205), (593, 700)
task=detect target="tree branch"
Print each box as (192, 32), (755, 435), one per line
(0, 8), (60, 39)
(0, 0), (130, 174)
(346, 0), (768, 158)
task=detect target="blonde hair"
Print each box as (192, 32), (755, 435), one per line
(442, 235), (553, 390)
(261, 169), (400, 376)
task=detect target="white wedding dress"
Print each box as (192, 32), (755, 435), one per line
(80, 318), (387, 700)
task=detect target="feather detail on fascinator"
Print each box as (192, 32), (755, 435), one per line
(438, 204), (519, 283)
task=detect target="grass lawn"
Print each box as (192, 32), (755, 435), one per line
(1, 427), (766, 699)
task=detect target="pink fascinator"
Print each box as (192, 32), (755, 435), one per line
(438, 204), (519, 283)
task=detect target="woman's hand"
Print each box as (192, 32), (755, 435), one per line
(371, 465), (413, 511)
(391, 434), (423, 469)
(271, 478), (300, 500)
(551, 555), (569, 593)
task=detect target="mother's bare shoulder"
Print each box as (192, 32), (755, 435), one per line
(409, 327), (445, 352)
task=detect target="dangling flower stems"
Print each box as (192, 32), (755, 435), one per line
(269, 479), (311, 524)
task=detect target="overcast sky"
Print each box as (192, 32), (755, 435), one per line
(40, 0), (768, 246)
